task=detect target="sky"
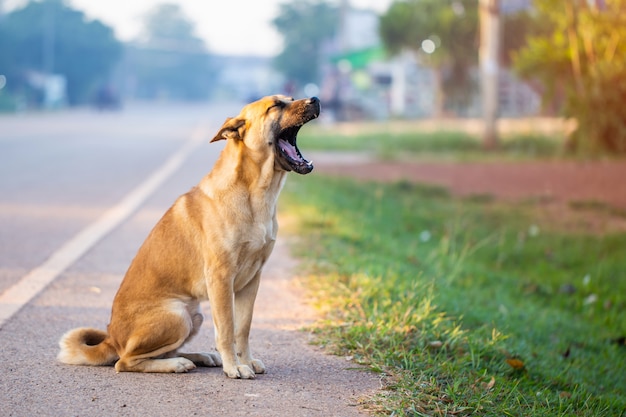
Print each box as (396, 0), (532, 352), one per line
(5, 0), (393, 57)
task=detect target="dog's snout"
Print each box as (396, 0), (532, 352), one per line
(306, 97), (321, 116)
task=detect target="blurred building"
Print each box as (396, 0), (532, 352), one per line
(501, 0), (532, 14)
(115, 46), (281, 103)
(211, 55), (284, 102)
(318, 1), (539, 121)
(318, 7), (398, 121)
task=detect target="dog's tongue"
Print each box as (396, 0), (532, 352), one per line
(279, 139), (302, 161)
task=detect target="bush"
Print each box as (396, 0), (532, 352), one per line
(567, 71), (626, 154)
(513, 0), (626, 155)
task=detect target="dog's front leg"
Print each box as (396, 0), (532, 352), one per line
(208, 275), (256, 379)
(234, 272), (265, 375)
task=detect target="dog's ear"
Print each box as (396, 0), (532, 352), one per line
(210, 117), (246, 142)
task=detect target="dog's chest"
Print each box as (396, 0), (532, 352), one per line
(240, 194), (278, 253)
(231, 218), (275, 291)
(247, 218), (275, 252)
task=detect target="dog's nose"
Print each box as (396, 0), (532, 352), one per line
(307, 97), (320, 105)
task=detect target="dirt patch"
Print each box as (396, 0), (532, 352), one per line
(312, 154), (626, 234)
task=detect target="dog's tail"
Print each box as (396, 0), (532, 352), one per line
(57, 327), (118, 366)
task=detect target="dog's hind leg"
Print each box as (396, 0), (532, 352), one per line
(178, 352), (222, 367)
(174, 302), (223, 367)
(114, 335), (196, 373)
(116, 356), (196, 373)
(114, 305), (197, 373)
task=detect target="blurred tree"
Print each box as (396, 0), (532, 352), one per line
(272, 0), (339, 88)
(0, 0), (121, 105)
(140, 3), (199, 43)
(501, 10), (537, 68)
(514, 0), (626, 153)
(128, 3), (213, 100)
(379, 0), (478, 116)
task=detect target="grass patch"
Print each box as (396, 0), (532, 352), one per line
(300, 125), (564, 160)
(570, 199), (626, 219)
(280, 175), (626, 416)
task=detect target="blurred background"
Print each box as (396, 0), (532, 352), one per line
(2, 3), (626, 415)
(0, 0), (624, 153)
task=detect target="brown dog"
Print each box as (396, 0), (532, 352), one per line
(58, 95), (320, 378)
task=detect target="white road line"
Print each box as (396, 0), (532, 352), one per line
(0, 125), (208, 328)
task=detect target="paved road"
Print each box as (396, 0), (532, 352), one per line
(0, 103), (229, 295)
(0, 103), (378, 416)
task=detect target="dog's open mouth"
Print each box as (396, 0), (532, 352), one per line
(275, 98), (320, 175)
(276, 125), (314, 175)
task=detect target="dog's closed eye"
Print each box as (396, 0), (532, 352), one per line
(267, 101), (285, 112)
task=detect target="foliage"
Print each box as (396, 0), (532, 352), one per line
(514, 0), (626, 154)
(139, 3), (200, 43)
(128, 3), (214, 100)
(272, 0), (339, 88)
(501, 10), (538, 68)
(281, 174), (626, 416)
(0, 0), (122, 105)
(379, 0), (478, 115)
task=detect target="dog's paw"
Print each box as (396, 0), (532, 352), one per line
(196, 352), (222, 367)
(180, 352), (222, 367)
(248, 358), (265, 374)
(223, 364), (256, 379)
(171, 357), (196, 373)
(236, 365), (257, 379)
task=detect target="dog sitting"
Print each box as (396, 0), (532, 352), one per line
(58, 95), (320, 379)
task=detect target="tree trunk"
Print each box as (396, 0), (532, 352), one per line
(479, 0), (500, 149)
(432, 66), (445, 118)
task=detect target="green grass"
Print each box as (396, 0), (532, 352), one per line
(299, 125), (564, 160)
(279, 175), (626, 416)
(569, 199), (626, 219)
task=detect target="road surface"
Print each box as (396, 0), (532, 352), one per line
(0, 103), (378, 416)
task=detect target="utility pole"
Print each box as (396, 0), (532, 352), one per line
(479, 0), (500, 149)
